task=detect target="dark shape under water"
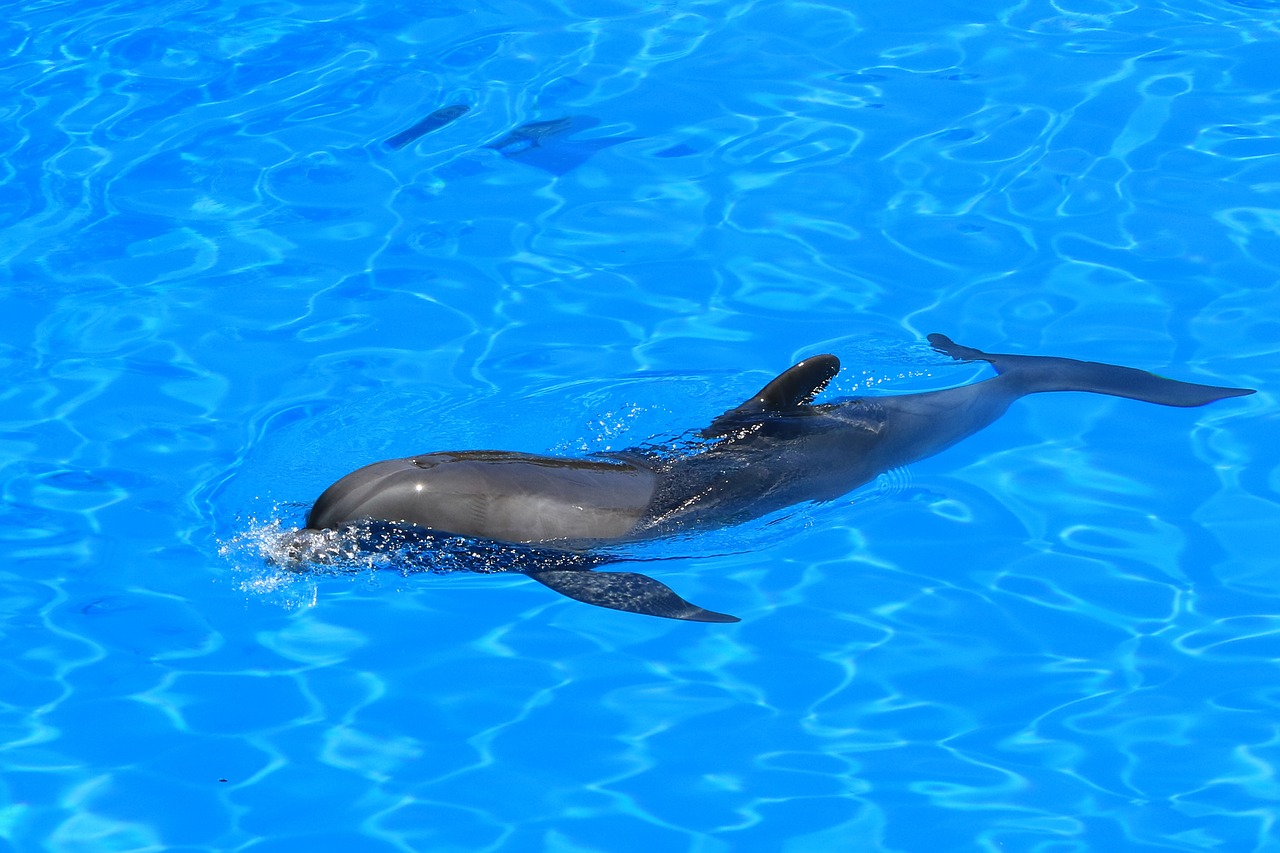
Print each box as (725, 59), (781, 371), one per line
(295, 336), (1255, 623)
(383, 104), (470, 150)
(655, 143), (699, 158)
(485, 116), (579, 154)
(484, 115), (638, 175)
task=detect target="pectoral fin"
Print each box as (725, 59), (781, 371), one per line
(529, 569), (739, 623)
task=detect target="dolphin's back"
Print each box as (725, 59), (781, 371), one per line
(447, 452), (660, 542)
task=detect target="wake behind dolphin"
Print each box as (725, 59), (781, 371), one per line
(296, 336), (1254, 623)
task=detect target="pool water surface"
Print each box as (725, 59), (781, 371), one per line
(1, 0), (1278, 850)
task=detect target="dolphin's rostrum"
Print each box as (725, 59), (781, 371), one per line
(301, 335), (1254, 623)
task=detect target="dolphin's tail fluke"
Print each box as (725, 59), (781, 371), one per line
(928, 334), (1255, 407)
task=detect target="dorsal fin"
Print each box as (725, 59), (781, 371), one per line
(702, 354), (840, 438)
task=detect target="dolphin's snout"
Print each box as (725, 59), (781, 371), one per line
(276, 526), (358, 566)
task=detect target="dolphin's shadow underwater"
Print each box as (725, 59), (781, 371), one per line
(290, 335), (1254, 623)
(382, 106), (637, 175)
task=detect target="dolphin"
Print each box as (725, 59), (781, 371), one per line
(384, 104), (470, 150)
(300, 335), (1254, 623)
(386, 112), (639, 176)
(483, 116), (639, 174)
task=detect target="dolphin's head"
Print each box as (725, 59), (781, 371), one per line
(303, 450), (657, 545)
(305, 456), (456, 532)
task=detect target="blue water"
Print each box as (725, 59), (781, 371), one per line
(2, 0), (1278, 849)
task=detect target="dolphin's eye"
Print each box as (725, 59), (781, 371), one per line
(410, 457), (437, 469)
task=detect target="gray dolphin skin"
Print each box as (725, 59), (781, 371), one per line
(303, 335), (1254, 623)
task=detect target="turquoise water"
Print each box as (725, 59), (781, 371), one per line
(2, 0), (1278, 849)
